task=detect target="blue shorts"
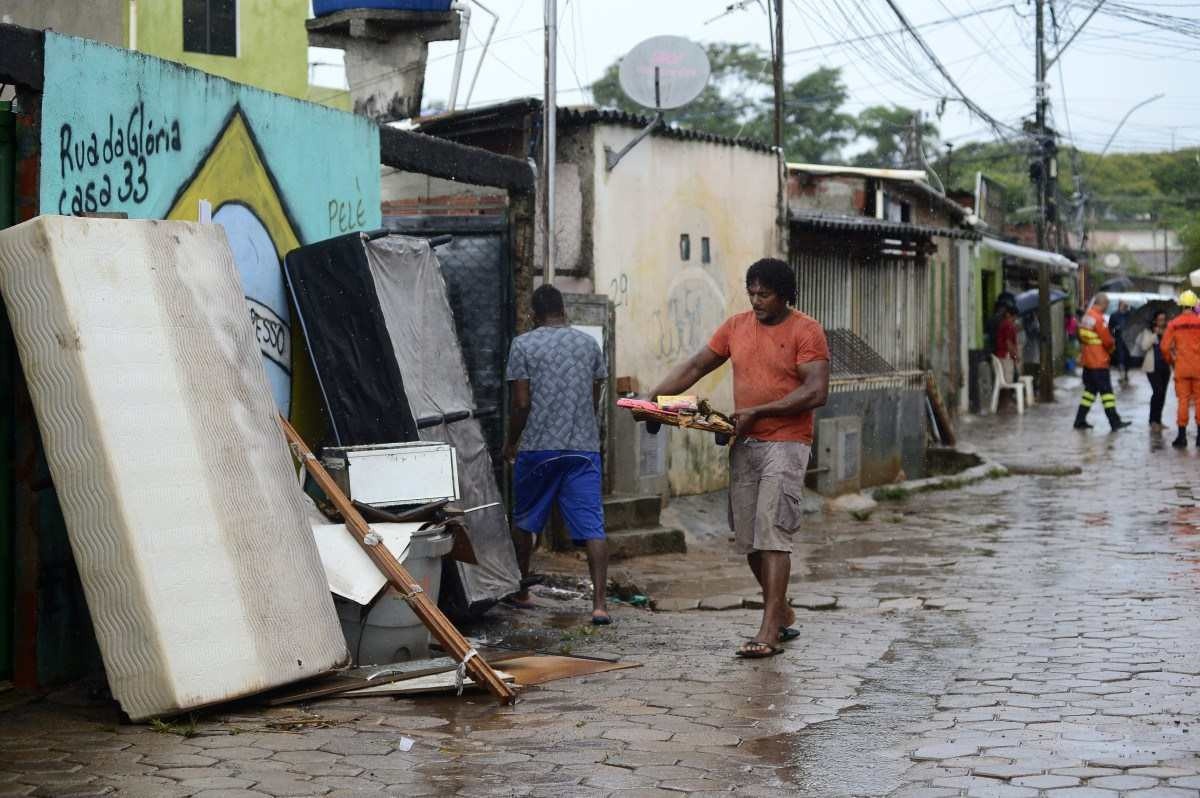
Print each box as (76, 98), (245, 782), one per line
(513, 451), (605, 544)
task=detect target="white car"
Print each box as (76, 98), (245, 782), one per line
(1092, 291), (1175, 323)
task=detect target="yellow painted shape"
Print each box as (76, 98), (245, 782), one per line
(166, 111), (324, 441)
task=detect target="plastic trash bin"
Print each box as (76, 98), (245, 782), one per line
(336, 525), (454, 665)
(313, 0), (454, 16)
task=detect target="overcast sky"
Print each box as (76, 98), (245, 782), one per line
(310, 1), (1200, 155)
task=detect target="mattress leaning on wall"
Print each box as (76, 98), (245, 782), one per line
(0, 216), (348, 720)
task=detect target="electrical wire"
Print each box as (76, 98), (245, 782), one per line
(878, 0), (1023, 139)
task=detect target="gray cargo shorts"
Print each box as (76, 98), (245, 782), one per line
(728, 438), (811, 555)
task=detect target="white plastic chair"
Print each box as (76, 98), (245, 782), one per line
(990, 354), (1025, 415)
(1019, 375), (1036, 406)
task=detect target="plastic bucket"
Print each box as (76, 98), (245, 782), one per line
(335, 526), (454, 665)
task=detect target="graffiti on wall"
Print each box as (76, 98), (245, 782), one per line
(40, 33), (381, 430)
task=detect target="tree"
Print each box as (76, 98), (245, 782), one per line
(774, 67), (856, 164)
(1181, 216), (1200, 275)
(591, 45), (856, 162)
(853, 105), (939, 169)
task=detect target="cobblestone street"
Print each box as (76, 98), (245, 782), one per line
(3, 375), (1200, 797)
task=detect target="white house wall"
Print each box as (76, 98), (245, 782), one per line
(587, 125), (781, 495)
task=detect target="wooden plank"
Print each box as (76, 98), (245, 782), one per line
(278, 416), (517, 706)
(925, 373), (957, 447)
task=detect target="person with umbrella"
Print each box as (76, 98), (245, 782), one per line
(1136, 310), (1172, 432)
(1074, 293), (1132, 431)
(1161, 290), (1200, 448)
(1109, 301), (1133, 385)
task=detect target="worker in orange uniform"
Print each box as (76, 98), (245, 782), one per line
(1074, 293), (1131, 431)
(1161, 289), (1200, 448)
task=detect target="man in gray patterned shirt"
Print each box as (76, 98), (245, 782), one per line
(504, 285), (610, 624)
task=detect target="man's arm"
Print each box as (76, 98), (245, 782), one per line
(649, 346), (728, 399)
(504, 379), (530, 463)
(731, 360), (830, 437)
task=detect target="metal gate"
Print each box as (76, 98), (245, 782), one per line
(792, 248), (930, 372)
(383, 215), (512, 486)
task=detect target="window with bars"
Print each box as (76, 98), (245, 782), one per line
(183, 0), (238, 57)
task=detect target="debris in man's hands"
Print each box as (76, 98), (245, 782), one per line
(656, 394), (699, 412)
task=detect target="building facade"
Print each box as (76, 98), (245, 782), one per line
(401, 101), (784, 495)
(0, 0), (330, 104)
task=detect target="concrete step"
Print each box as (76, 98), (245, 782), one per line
(603, 494), (663, 531)
(607, 526), (687, 560)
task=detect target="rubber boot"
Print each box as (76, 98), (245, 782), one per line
(1106, 408), (1131, 431)
(1172, 427), (1188, 448)
(1073, 406), (1093, 429)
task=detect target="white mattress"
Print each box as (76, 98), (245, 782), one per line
(0, 216), (348, 720)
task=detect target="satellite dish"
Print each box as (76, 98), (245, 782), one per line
(1103, 252), (1122, 269)
(618, 36), (711, 111)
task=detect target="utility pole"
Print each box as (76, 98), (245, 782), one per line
(1034, 0), (1055, 403)
(772, 0), (785, 239)
(772, 0), (783, 152)
(542, 0), (557, 286)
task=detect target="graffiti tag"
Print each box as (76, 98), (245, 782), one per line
(653, 275), (726, 361)
(57, 102), (183, 215)
(608, 272), (630, 309)
(247, 298), (292, 372)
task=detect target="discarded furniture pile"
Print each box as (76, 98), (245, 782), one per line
(0, 215), (629, 719)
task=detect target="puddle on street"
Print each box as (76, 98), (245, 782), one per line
(743, 613), (974, 796)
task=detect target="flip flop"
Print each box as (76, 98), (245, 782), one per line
(501, 596), (537, 610)
(736, 640), (783, 659)
(778, 627), (801, 643)
(591, 612), (612, 626)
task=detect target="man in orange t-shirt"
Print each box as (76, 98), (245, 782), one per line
(649, 258), (830, 659)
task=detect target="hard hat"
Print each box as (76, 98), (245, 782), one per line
(1180, 289), (1199, 308)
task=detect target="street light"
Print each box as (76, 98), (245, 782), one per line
(1099, 93), (1165, 158)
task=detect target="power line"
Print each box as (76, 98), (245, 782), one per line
(781, 2), (1011, 57)
(878, 0), (1024, 139)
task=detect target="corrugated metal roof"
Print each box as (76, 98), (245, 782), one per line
(981, 236), (1077, 271)
(788, 163), (928, 181)
(791, 210), (979, 241)
(557, 106), (774, 153)
(416, 98), (775, 154)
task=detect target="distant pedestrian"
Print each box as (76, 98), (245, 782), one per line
(1065, 309), (1081, 374)
(1074, 294), (1131, 431)
(1161, 290), (1200, 448)
(504, 284), (611, 624)
(649, 258), (829, 659)
(993, 305), (1021, 386)
(1136, 311), (1171, 432)
(1109, 301), (1133, 385)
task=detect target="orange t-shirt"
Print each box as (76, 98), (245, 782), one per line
(708, 310), (830, 443)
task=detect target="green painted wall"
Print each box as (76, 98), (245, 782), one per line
(973, 248), (1003, 349)
(135, 0), (310, 100)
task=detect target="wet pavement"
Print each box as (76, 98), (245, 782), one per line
(3, 374), (1200, 797)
